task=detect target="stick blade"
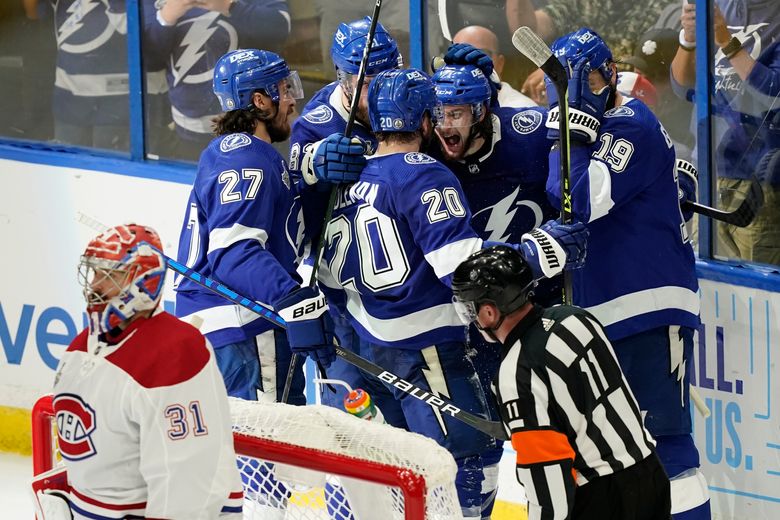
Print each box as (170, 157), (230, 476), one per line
(511, 26), (552, 68)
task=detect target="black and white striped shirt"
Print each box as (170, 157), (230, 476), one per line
(492, 304), (655, 520)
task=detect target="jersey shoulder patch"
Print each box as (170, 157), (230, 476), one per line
(105, 313), (210, 388)
(604, 106), (635, 119)
(403, 152), (437, 165)
(302, 104), (334, 124)
(219, 133), (252, 152)
(511, 109), (544, 134)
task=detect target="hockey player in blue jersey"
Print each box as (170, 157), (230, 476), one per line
(287, 17), (408, 424)
(428, 62), (559, 517)
(174, 49), (336, 407)
(314, 66), (587, 518)
(543, 28), (709, 519)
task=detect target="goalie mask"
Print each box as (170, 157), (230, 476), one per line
(78, 224), (166, 335)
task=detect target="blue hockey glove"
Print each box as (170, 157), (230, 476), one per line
(518, 220), (588, 279)
(275, 286), (336, 368)
(444, 43), (494, 78)
(313, 133), (367, 184)
(443, 43), (500, 103)
(567, 57), (609, 143)
(676, 159), (698, 222)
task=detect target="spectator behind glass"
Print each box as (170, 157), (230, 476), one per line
(624, 28), (695, 157)
(671, 0), (780, 265)
(0, 2), (55, 141)
(50, 0), (130, 150)
(452, 25), (536, 108)
(144, 0), (291, 161)
(507, 0), (680, 104)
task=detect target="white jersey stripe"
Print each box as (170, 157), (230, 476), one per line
(584, 285), (700, 327)
(208, 224), (269, 255)
(587, 159), (614, 222)
(344, 289), (463, 342)
(423, 237), (483, 279)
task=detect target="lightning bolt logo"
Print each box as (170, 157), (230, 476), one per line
(480, 186), (521, 242)
(421, 347), (452, 436)
(172, 13), (220, 87)
(58, 0), (101, 46)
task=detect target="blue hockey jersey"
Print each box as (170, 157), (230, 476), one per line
(53, 0), (129, 126)
(547, 97), (700, 340)
(175, 133), (305, 346)
(317, 152), (483, 349)
(289, 81), (379, 243)
(430, 107), (556, 243)
(143, 0), (290, 141)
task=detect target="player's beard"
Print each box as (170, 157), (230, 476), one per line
(435, 125), (472, 161)
(266, 104), (295, 143)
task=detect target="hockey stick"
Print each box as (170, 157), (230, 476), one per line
(282, 0), (385, 403)
(511, 26), (573, 305)
(682, 176), (764, 227)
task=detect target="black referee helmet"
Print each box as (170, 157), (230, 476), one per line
(452, 246), (536, 322)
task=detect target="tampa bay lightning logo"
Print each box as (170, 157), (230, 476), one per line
(604, 106), (635, 118)
(220, 133), (251, 152)
(404, 152), (436, 164)
(471, 186), (544, 242)
(511, 110), (543, 134)
(303, 105), (334, 124)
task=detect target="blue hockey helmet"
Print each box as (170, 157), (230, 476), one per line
(213, 49), (304, 111)
(551, 27), (614, 83)
(431, 64), (491, 106)
(431, 64), (490, 126)
(368, 68), (439, 133)
(331, 17), (402, 76)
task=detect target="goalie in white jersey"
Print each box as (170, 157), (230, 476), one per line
(34, 224), (243, 520)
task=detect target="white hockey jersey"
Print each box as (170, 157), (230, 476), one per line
(52, 310), (243, 519)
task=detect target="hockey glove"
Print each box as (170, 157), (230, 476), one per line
(676, 159), (699, 222)
(443, 43), (500, 103)
(275, 286), (336, 368)
(546, 58), (608, 143)
(313, 133), (367, 185)
(519, 220), (588, 279)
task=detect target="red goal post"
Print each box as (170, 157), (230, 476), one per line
(32, 395), (463, 520)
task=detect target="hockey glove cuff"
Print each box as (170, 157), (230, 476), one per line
(275, 287), (336, 368)
(676, 159), (698, 222)
(520, 220), (588, 279)
(313, 133), (367, 185)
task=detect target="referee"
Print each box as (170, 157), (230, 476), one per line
(452, 246), (671, 519)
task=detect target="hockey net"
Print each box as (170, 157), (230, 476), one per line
(32, 395), (462, 520)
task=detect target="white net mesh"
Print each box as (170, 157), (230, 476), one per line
(229, 398), (463, 520)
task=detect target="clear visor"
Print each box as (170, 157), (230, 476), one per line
(77, 256), (131, 307)
(452, 297), (478, 326)
(336, 70), (375, 98)
(279, 71), (304, 100)
(434, 104), (482, 129)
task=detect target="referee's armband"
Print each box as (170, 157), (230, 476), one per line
(512, 429), (577, 480)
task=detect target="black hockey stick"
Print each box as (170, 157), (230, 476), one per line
(512, 27), (573, 305)
(682, 176), (764, 227)
(281, 0), (385, 403)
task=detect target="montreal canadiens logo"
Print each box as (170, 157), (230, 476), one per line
(54, 394), (97, 461)
(511, 110), (543, 134)
(220, 133), (251, 152)
(303, 105), (334, 124)
(404, 152), (436, 164)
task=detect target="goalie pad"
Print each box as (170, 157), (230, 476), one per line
(545, 106), (601, 143)
(31, 467), (72, 520)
